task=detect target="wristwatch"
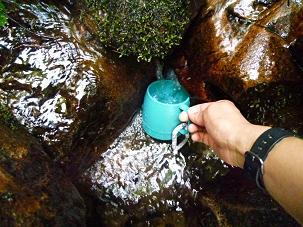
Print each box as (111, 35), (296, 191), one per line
(244, 127), (296, 191)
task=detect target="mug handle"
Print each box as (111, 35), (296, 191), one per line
(179, 103), (191, 127)
(179, 103), (189, 112)
(172, 103), (190, 152)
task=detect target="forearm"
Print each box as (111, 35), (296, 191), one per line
(184, 101), (303, 222)
(263, 137), (303, 224)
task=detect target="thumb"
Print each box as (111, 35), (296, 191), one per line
(188, 103), (212, 126)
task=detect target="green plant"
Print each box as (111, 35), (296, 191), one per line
(0, 1), (8, 27)
(0, 104), (19, 130)
(85, 0), (190, 62)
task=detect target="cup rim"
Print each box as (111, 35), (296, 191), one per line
(146, 80), (190, 107)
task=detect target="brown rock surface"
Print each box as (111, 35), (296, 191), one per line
(0, 122), (85, 225)
(170, 0), (303, 132)
(1, 0), (301, 225)
(0, 0), (155, 225)
(0, 0), (155, 175)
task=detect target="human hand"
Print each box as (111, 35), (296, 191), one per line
(179, 100), (270, 168)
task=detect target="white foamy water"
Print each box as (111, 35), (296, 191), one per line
(151, 80), (188, 104)
(153, 87), (185, 104)
(87, 111), (191, 203)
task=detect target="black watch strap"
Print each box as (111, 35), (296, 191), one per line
(244, 128), (296, 190)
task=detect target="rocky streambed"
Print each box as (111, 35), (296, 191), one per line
(0, 0), (302, 226)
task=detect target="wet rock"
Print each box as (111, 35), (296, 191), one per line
(79, 112), (229, 226)
(190, 0), (206, 18)
(170, 0), (303, 132)
(0, 118), (85, 225)
(79, 111), (297, 226)
(290, 36), (303, 70)
(195, 168), (299, 226)
(1, 0), (299, 225)
(0, 0), (155, 173)
(0, 0), (155, 224)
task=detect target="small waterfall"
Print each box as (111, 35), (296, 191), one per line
(156, 60), (164, 80)
(164, 67), (179, 81)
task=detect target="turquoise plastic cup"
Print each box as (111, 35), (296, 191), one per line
(142, 80), (190, 140)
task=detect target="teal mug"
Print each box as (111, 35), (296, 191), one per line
(142, 80), (190, 140)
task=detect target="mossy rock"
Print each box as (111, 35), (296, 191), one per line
(0, 1), (8, 27)
(0, 103), (19, 131)
(85, 0), (190, 62)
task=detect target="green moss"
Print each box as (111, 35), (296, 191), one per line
(85, 0), (190, 62)
(0, 1), (8, 27)
(0, 104), (19, 131)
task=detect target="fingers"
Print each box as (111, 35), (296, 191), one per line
(179, 102), (213, 124)
(188, 123), (201, 133)
(180, 103), (215, 147)
(187, 102), (213, 126)
(191, 131), (210, 147)
(189, 124), (210, 146)
(179, 111), (188, 122)
(191, 132), (203, 142)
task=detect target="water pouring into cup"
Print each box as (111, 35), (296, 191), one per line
(142, 80), (190, 150)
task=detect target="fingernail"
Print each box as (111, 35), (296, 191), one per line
(179, 111), (188, 121)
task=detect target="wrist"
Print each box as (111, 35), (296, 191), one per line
(235, 124), (271, 168)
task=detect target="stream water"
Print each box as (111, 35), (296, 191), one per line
(84, 111), (232, 226)
(0, 0), (301, 226)
(87, 112), (227, 203)
(82, 110), (300, 226)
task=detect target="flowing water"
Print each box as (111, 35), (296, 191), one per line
(87, 112), (192, 203)
(83, 111), (298, 226)
(0, 0), (300, 226)
(84, 111), (231, 226)
(151, 81), (188, 104)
